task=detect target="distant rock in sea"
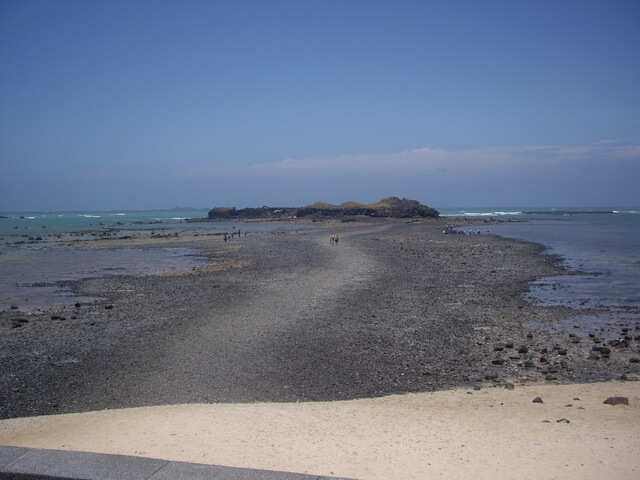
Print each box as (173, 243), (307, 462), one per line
(205, 197), (439, 221)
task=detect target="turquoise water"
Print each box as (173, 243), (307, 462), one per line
(1, 209), (209, 237)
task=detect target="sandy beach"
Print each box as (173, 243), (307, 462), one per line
(0, 382), (638, 479)
(1, 219), (639, 478)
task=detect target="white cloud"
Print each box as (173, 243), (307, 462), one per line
(175, 142), (640, 181)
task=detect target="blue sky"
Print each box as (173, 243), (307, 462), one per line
(1, 0), (639, 211)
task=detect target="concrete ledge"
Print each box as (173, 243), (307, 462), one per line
(0, 446), (358, 480)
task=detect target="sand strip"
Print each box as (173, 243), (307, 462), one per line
(1, 381), (638, 480)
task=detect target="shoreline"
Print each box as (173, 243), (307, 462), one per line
(1, 219), (638, 419)
(1, 218), (639, 478)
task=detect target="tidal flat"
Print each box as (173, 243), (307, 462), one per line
(1, 218), (638, 419)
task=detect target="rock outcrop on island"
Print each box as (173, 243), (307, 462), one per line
(206, 197), (439, 220)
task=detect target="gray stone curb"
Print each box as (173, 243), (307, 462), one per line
(0, 446), (358, 480)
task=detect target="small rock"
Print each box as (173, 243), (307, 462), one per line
(603, 396), (629, 406)
(532, 397), (544, 403)
(491, 358), (505, 365)
(546, 374), (558, 381)
(484, 371), (499, 380)
(556, 418), (570, 423)
(629, 357), (640, 363)
(518, 346), (529, 354)
(505, 383), (515, 390)
(105, 305), (113, 310)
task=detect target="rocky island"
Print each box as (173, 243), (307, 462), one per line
(199, 196), (439, 221)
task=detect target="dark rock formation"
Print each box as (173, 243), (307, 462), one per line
(603, 396), (629, 406)
(205, 197), (439, 221)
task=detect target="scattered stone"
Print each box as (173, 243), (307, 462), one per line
(505, 383), (515, 390)
(491, 358), (505, 365)
(105, 305), (113, 310)
(587, 353), (600, 360)
(556, 418), (570, 423)
(629, 357), (640, 363)
(518, 346), (529, 354)
(10, 305), (18, 310)
(532, 397), (544, 403)
(603, 396), (629, 406)
(545, 374), (558, 381)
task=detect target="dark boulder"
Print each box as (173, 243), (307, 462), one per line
(603, 396), (629, 406)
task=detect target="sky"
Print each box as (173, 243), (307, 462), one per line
(1, 0), (639, 211)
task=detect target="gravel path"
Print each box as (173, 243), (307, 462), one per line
(1, 220), (638, 419)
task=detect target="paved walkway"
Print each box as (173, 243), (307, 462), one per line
(0, 445), (358, 480)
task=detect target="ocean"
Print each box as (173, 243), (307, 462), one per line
(440, 206), (640, 336)
(0, 210), (294, 311)
(2, 207), (639, 320)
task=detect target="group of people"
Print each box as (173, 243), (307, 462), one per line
(329, 234), (340, 245)
(223, 230), (247, 242)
